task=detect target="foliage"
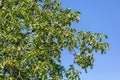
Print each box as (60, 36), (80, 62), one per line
(0, 0), (109, 79)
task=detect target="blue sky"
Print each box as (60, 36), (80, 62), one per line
(60, 0), (120, 80)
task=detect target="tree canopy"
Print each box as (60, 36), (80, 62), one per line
(0, 0), (109, 80)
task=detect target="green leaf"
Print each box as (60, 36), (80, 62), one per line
(0, 0), (109, 79)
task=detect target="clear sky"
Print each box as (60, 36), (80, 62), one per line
(59, 0), (120, 80)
